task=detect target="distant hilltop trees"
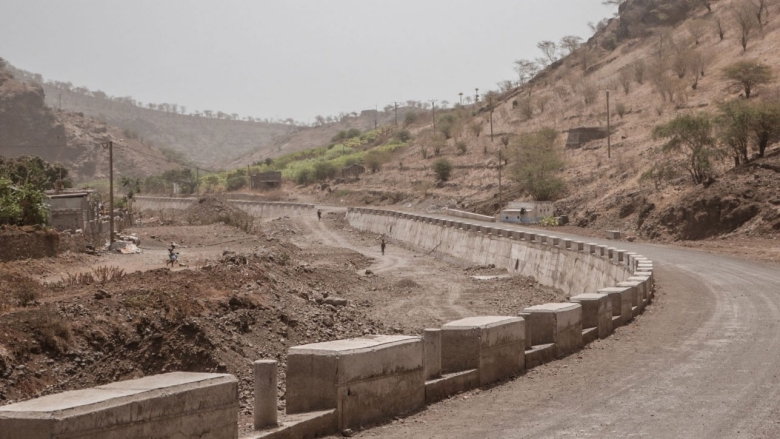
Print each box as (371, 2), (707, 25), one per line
(8, 65), (311, 126)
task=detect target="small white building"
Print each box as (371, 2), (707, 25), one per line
(500, 201), (554, 224)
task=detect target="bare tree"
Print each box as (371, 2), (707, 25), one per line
(498, 80), (514, 93)
(513, 59), (539, 85)
(618, 67), (632, 94)
(580, 81), (598, 106)
(536, 95), (551, 113)
(672, 50), (692, 79)
(537, 41), (558, 64)
(580, 49), (597, 72)
(753, 0), (769, 32)
(632, 60), (646, 84)
(713, 16), (726, 40)
(688, 19), (707, 44)
(559, 36), (583, 56)
(735, 2), (757, 52)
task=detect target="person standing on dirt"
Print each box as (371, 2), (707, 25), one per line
(167, 242), (179, 267)
(381, 238), (387, 256)
(317, 209), (322, 221)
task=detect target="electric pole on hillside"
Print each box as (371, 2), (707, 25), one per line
(102, 141), (115, 244)
(430, 100), (437, 132)
(489, 95), (495, 143)
(391, 102), (400, 126)
(606, 90), (611, 159)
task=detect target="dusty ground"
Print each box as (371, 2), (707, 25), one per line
(0, 210), (560, 436)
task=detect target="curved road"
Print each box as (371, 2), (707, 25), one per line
(324, 207), (780, 439)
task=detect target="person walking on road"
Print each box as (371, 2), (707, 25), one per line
(317, 209), (322, 221)
(381, 238), (386, 256)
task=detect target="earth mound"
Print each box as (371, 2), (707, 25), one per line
(183, 196), (253, 230)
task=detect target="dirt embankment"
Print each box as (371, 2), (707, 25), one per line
(0, 212), (563, 434)
(635, 151), (780, 241)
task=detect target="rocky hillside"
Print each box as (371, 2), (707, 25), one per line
(0, 64), (176, 182)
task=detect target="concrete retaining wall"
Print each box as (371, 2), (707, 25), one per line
(346, 208), (631, 296)
(0, 372), (238, 439)
(134, 196), (315, 218)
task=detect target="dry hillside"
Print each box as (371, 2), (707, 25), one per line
(290, 0), (780, 242)
(0, 64), (176, 182)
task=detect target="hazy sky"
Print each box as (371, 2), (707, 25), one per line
(0, 1), (616, 123)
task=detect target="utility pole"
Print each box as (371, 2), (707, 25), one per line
(489, 96), (495, 143)
(606, 91), (611, 159)
(430, 100), (437, 133)
(107, 141), (115, 244)
(498, 148), (503, 206)
(459, 93), (463, 105)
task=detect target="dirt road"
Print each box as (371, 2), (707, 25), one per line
(347, 215), (780, 439)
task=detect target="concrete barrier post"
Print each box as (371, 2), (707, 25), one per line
(424, 329), (442, 380)
(254, 360), (278, 430)
(570, 293), (613, 341)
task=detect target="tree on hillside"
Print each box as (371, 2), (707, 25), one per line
(716, 100), (752, 165)
(713, 16), (726, 40)
(632, 60), (646, 84)
(653, 114), (721, 184)
(469, 121), (484, 138)
(403, 111), (418, 127)
(753, 0), (769, 32)
(619, 67), (633, 94)
(688, 19), (707, 45)
(734, 2), (757, 52)
(510, 128), (565, 201)
(559, 36), (583, 56)
(747, 99), (780, 157)
(537, 41), (558, 65)
(723, 60), (773, 98)
(514, 59), (539, 86)
(432, 159), (452, 182)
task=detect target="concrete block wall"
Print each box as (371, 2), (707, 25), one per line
(134, 196), (315, 218)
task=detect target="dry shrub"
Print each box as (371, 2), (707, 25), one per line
(92, 266), (125, 283)
(0, 275), (40, 310)
(62, 266), (125, 286)
(32, 306), (73, 354)
(123, 289), (203, 321)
